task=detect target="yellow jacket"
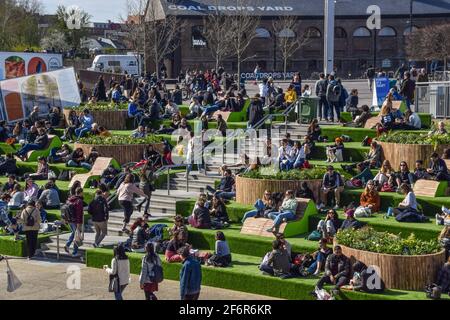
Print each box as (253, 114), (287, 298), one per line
(285, 90), (297, 104)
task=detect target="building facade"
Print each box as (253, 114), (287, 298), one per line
(145, 0), (450, 78)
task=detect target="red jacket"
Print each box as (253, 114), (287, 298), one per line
(68, 195), (84, 224)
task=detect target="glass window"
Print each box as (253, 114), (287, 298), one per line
(278, 28), (296, 38)
(304, 27), (321, 38)
(353, 27), (371, 37)
(335, 27), (347, 38)
(255, 28), (271, 38)
(108, 61), (120, 67)
(379, 26), (396, 37)
(403, 26), (419, 36)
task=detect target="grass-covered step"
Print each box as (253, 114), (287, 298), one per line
(86, 248), (437, 300)
(0, 233), (57, 257)
(176, 199), (253, 223)
(312, 142), (370, 162)
(320, 126), (428, 142)
(15, 162), (88, 176)
(308, 213), (442, 241)
(342, 188), (450, 217)
(339, 112), (432, 129)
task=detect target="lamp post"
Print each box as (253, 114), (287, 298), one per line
(324, 0), (335, 75)
(373, 28), (377, 69)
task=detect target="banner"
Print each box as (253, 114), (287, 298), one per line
(0, 52), (63, 81)
(0, 67), (81, 123)
(240, 71), (297, 81)
(372, 77), (390, 107)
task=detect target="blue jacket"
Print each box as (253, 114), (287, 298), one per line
(127, 102), (139, 117)
(179, 256), (202, 299)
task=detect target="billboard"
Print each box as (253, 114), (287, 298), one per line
(0, 52), (63, 81)
(0, 67), (81, 123)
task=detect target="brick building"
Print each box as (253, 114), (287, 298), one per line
(145, 0), (450, 78)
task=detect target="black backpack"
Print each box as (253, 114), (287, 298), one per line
(25, 209), (35, 227)
(332, 85), (341, 97)
(61, 202), (76, 222)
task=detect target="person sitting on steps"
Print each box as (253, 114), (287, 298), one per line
(266, 190), (298, 234)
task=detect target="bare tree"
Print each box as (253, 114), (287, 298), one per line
(202, 1), (234, 71)
(228, 0), (260, 78)
(144, 0), (185, 79)
(406, 24), (450, 71)
(272, 16), (311, 79)
(120, 0), (146, 73)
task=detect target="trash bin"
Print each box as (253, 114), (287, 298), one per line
(298, 97), (319, 124)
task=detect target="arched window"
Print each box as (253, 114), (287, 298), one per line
(278, 28), (296, 38)
(304, 27), (321, 38)
(379, 26), (396, 37)
(335, 27), (347, 38)
(353, 27), (371, 37)
(403, 26), (419, 36)
(191, 25), (207, 47)
(255, 28), (271, 38)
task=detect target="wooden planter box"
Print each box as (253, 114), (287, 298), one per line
(235, 175), (323, 205)
(74, 143), (164, 165)
(64, 109), (129, 130)
(378, 141), (450, 169)
(338, 243), (446, 291)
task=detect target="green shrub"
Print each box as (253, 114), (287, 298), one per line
(241, 167), (330, 180)
(335, 227), (442, 255)
(78, 135), (162, 145)
(377, 131), (450, 146)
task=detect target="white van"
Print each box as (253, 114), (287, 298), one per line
(88, 55), (142, 75)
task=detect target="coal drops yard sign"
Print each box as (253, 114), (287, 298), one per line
(167, 4), (294, 12)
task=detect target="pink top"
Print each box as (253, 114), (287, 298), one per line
(117, 183), (147, 202)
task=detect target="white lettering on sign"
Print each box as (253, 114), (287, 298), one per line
(168, 5), (293, 12)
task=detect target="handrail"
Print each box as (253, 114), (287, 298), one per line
(252, 100), (299, 133)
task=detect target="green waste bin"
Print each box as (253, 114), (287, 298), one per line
(298, 97), (319, 124)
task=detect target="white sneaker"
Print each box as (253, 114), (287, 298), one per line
(316, 203), (325, 210)
(313, 270), (320, 276)
(442, 206), (450, 215)
(333, 205), (340, 210)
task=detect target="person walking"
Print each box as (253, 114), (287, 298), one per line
(400, 71), (416, 111)
(180, 246), (202, 300)
(139, 242), (163, 300)
(64, 187), (84, 257)
(88, 189), (109, 248)
(104, 244), (130, 300)
(326, 75), (342, 122)
(136, 164), (155, 217)
(19, 200), (41, 259)
(117, 174), (148, 233)
(366, 65), (376, 91)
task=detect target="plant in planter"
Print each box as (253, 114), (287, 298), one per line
(336, 227), (442, 256)
(241, 167), (331, 180)
(68, 104), (128, 112)
(377, 131), (450, 147)
(78, 135), (162, 145)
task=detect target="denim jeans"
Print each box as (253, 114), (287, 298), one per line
(66, 223), (79, 255)
(279, 159), (291, 171)
(17, 143), (40, 156)
(215, 191), (236, 200)
(114, 285), (127, 300)
(75, 127), (91, 140)
(242, 199), (265, 223)
(328, 101), (340, 121)
(293, 157), (305, 169)
(202, 104), (221, 116)
(318, 96), (328, 119)
(268, 210), (296, 228)
(307, 251), (328, 274)
(67, 160), (92, 170)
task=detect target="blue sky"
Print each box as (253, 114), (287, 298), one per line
(43, 0), (126, 22)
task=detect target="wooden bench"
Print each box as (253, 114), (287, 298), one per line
(444, 159), (450, 170)
(69, 157), (119, 188)
(364, 116), (380, 129)
(413, 179), (449, 197)
(240, 198), (314, 238)
(27, 135), (62, 162)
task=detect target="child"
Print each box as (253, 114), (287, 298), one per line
(326, 138), (344, 163)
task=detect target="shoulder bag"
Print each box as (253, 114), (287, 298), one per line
(108, 258), (120, 293)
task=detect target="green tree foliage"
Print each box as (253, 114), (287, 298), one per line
(0, 0), (43, 51)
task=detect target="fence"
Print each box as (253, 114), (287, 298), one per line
(415, 81), (450, 119)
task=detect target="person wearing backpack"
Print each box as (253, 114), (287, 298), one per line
(315, 73), (328, 121)
(19, 200), (41, 259)
(326, 75), (341, 122)
(63, 187), (84, 257)
(88, 189), (109, 248)
(139, 242), (163, 300)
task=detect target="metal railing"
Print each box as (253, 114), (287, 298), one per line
(252, 100), (299, 134)
(415, 81), (450, 118)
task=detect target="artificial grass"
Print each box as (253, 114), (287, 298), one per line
(312, 142), (370, 162)
(0, 233), (56, 257)
(86, 248), (438, 300)
(339, 112), (432, 129)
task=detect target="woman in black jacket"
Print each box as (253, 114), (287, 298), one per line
(136, 163), (155, 217)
